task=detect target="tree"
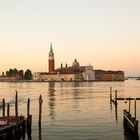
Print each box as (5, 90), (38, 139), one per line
(19, 70), (24, 79)
(9, 69), (13, 77)
(24, 69), (32, 80)
(2, 72), (5, 76)
(7, 68), (19, 77)
(6, 71), (10, 77)
(5, 68), (32, 80)
(12, 68), (18, 77)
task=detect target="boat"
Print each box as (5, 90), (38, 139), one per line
(136, 77), (140, 80)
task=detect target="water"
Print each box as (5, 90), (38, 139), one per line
(0, 80), (140, 140)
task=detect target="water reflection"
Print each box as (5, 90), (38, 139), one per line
(115, 105), (118, 122)
(110, 99), (112, 113)
(38, 126), (42, 140)
(27, 133), (32, 140)
(110, 101), (118, 122)
(0, 80), (140, 140)
(71, 82), (81, 112)
(72, 82), (81, 100)
(48, 82), (56, 120)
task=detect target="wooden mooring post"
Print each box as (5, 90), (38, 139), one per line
(115, 90), (117, 105)
(15, 92), (18, 120)
(15, 92), (21, 139)
(134, 99), (136, 119)
(7, 103), (10, 125)
(27, 98), (30, 118)
(2, 99), (5, 117)
(123, 100), (139, 134)
(38, 95), (43, 127)
(128, 97), (131, 113)
(110, 88), (118, 106)
(109, 87), (118, 122)
(110, 87), (112, 101)
(115, 103), (118, 122)
(6, 103), (12, 139)
(27, 98), (32, 134)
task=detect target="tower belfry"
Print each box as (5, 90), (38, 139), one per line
(48, 43), (55, 73)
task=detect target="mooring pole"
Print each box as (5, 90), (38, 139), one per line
(128, 97), (131, 113)
(2, 99), (5, 117)
(39, 95), (43, 127)
(115, 104), (118, 122)
(39, 126), (42, 140)
(27, 98), (30, 127)
(134, 99), (136, 119)
(7, 103), (10, 125)
(110, 87), (112, 101)
(27, 98), (30, 118)
(27, 98), (32, 134)
(7, 103), (11, 138)
(115, 90), (117, 105)
(15, 92), (18, 122)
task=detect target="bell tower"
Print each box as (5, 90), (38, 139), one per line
(48, 43), (55, 73)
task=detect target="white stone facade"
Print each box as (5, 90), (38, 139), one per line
(33, 72), (83, 81)
(83, 65), (95, 81)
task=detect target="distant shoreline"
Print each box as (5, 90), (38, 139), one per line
(0, 80), (125, 83)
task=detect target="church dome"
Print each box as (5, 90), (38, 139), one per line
(72, 59), (80, 67)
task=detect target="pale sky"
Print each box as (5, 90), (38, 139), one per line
(0, 0), (140, 76)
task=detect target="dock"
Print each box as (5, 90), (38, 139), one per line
(123, 99), (139, 135)
(109, 87), (139, 135)
(117, 97), (140, 100)
(0, 93), (32, 139)
(123, 110), (138, 134)
(0, 116), (26, 139)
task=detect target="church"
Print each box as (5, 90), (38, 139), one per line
(33, 44), (95, 81)
(33, 44), (124, 81)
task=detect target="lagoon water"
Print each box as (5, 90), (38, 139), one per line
(0, 80), (140, 140)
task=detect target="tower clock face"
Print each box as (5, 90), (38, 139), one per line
(49, 55), (54, 60)
(49, 52), (54, 60)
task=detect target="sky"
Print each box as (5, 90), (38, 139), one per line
(0, 0), (140, 76)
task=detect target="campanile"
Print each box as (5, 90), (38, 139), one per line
(48, 43), (55, 73)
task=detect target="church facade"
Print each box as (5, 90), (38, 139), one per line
(33, 44), (95, 81)
(33, 44), (124, 81)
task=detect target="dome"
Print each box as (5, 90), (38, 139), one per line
(72, 59), (80, 67)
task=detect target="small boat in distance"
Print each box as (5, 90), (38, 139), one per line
(125, 77), (128, 80)
(136, 77), (140, 80)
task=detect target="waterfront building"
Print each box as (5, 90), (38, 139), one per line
(33, 44), (124, 81)
(95, 70), (124, 81)
(33, 44), (95, 81)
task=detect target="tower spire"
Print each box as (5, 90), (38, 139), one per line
(50, 42), (53, 53)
